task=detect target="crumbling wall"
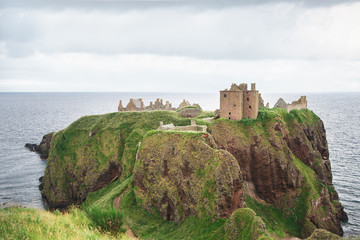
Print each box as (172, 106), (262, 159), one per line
(158, 120), (207, 132)
(274, 96), (307, 112)
(287, 96), (307, 112)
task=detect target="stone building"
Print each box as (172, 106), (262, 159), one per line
(146, 98), (173, 111)
(178, 99), (191, 109)
(274, 96), (307, 112)
(220, 83), (259, 120)
(118, 98), (145, 112)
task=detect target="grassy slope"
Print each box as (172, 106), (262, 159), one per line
(0, 207), (131, 240)
(82, 176), (228, 240)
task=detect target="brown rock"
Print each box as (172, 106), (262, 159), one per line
(25, 132), (54, 160)
(209, 112), (347, 237)
(133, 131), (246, 222)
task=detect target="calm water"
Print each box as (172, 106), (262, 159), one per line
(0, 92), (359, 237)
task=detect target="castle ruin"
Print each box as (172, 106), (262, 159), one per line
(146, 98), (174, 111)
(118, 98), (145, 112)
(274, 96), (307, 112)
(220, 83), (259, 120)
(118, 98), (200, 112)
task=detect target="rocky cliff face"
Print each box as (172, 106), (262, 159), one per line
(41, 111), (191, 208)
(41, 129), (122, 208)
(210, 109), (347, 237)
(133, 131), (246, 222)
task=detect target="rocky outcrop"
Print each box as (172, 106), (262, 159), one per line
(41, 129), (122, 208)
(210, 109), (347, 238)
(224, 208), (270, 240)
(133, 131), (246, 222)
(25, 132), (54, 160)
(40, 111), (191, 209)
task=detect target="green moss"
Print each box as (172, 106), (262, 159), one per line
(224, 208), (272, 240)
(246, 195), (301, 238)
(176, 106), (201, 112)
(196, 111), (214, 119)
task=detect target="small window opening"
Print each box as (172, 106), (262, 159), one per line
(229, 112), (231, 115)
(247, 97), (249, 101)
(229, 117), (231, 119)
(233, 104), (236, 106)
(249, 106), (252, 109)
(224, 94), (227, 98)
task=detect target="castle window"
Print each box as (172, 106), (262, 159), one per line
(249, 106), (252, 109)
(233, 104), (236, 106)
(229, 112), (231, 115)
(247, 97), (249, 101)
(229, 117), (231, 119)
(224, 94), (227, 98)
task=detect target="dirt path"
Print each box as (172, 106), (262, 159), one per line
(113, 194), (138, 240)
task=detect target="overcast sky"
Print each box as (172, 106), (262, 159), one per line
(0, 0), (359, 93)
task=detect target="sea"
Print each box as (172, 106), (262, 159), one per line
(0, 92), (359, 237)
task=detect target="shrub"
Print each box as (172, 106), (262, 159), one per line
(85, 206), (126, 234)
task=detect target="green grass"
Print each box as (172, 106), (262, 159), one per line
(246, 195), (301, 238)
(84, 176), (133, 210)
(176, 106), (201, 112)
(119, 188), (227, 240)
(196, 111), (214, 119)
(84, 206), (126, 234)
(0, 206), (130, 240)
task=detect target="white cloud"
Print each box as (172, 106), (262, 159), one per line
(0, 2), (359, 92)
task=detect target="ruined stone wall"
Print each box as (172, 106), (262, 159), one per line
(158, 120), (207, 132)
(220, 90), (243, 120)
(125, 101), (139, 111)
(287, 96), (307, 112)
(243, 90), (259, 119)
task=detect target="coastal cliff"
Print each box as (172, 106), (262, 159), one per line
(41, 109), (347, 238)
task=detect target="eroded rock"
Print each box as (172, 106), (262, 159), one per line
(25, 132), (54, 160)
(133, 131), (246, 222)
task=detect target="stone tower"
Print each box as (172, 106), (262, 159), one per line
(220, 83), (259, 120)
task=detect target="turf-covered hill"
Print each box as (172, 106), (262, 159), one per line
(39, 108), (347, 239)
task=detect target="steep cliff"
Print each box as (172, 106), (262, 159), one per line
(210, 108), (347, 237)
(133, 131), (246, 222)
(41, 108), (346, 238)
(41, 111), (191, 208)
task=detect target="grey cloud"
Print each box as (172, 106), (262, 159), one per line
(1, 3), (359, 61)
(0, 0), (358, 11)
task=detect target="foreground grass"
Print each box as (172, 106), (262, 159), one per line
(120, 188), (226, 240)
(0, 206), (131, 240)
(82, 175), (227, 240)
